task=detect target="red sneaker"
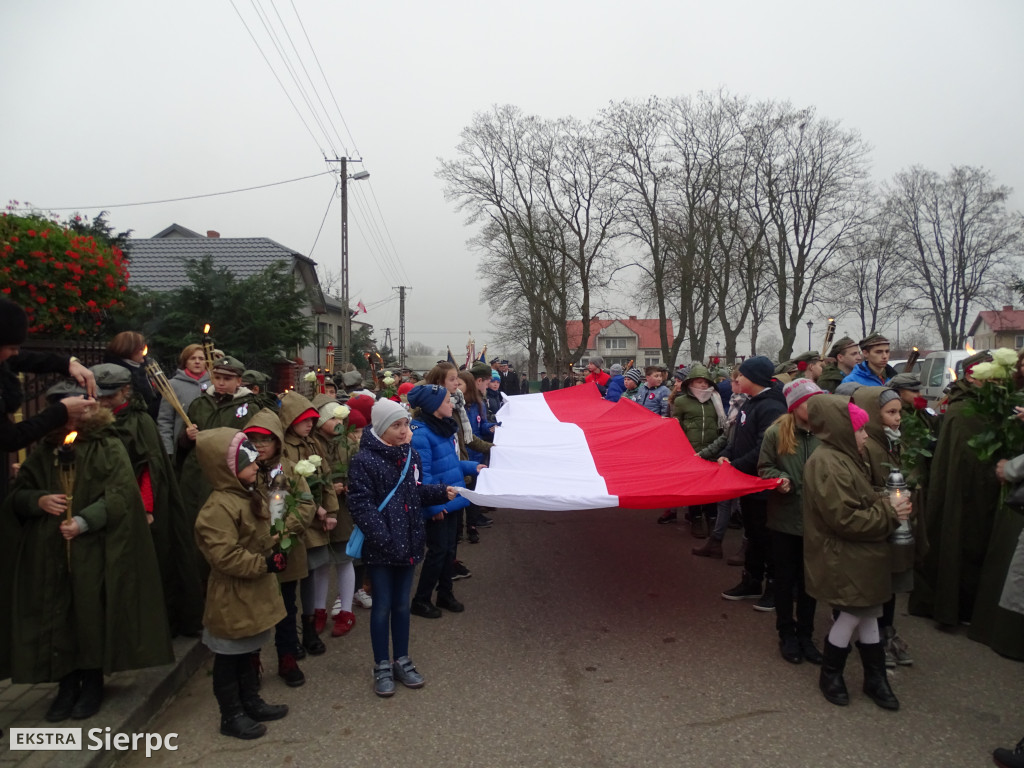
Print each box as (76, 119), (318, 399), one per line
(313, 608), (328, 634)
(332, 610), (355, 637)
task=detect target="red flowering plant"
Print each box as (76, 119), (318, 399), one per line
(0, 209), (130, 336)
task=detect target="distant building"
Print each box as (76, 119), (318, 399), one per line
(969, 305), (1024, 350)
(126, 223), (367, 368)
(565, 316), (675, 369)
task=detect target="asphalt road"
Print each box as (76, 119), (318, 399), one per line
(121, 508), (1024, 768)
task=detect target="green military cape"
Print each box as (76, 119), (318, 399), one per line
(909, 381), (1002, 625)
(0, 414), (173, 682)
(111, 400), (204, 636)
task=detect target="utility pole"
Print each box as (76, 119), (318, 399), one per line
(383, 327), (393, 359)
(326, 156), (368, 367)
(394, 286), (411, 367)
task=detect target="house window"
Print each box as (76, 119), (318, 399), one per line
(604, 338), (627, 350)
(1016, 335), (1024, 348)
(645, 356), (661, 367)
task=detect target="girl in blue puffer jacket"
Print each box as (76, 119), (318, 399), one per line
(407, 384), (482, 619)
(347, 399), (453, 698)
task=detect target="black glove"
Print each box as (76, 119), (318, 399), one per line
(265, 550), (287, 573)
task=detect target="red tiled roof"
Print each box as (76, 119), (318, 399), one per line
(565, 317), (674, 350)
(969, 307), (1024, 336)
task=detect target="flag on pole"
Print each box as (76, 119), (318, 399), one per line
(356, 300), (367, 314)
(446, 347), (457, 366)
(478, 346), (487, 364)
(460, 384), (777, 511)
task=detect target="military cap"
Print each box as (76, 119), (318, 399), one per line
(774, 360), (797, 376)
(45, 379), (88, 402)
(888, 372), (922, 391)
(470, 362), (492, 379)
(792, 350), (821, 365)
(242, 369), (269, 388)
(212, 355), (246, 376)
(858, 333), (890, 350)
(828, 337), (859, 358)
(90, 363), (132, 396)
(963, 350), (993, 373)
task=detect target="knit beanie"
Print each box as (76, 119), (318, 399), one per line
(878, 388), (901, 408)
(371, 398), (409, 437)
(0, 299), (28, 346)
(738, 356), (774, 388)
(348, 394), (374, 423)
(347, 408), (369, 430)
(228, 432), (258, 475)
(398, 381), (415, 398)
(609, 363), (623, 376)
(848, 402), (869, 432)
(624, 368), (644, 385)
(491, 370), (501, 381)
(783, 378), (824, 413)
(407, 383), (448, 414)
(317, 401), (343, 428)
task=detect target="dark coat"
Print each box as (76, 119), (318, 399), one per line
(802, 395), (899, 608)
(605, 375), (626, 402)
(109, 400), (203, 635)
(347, 430), (448, 566)
(0, 351), (71, 452)
(720, 385), (788, 478)
(1, 410), (173, 682)
(102, 353), (160, 419)
(410, 417), (478, 519)
(910, 381), (1001, 627)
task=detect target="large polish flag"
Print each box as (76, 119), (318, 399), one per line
(460, 383), (778, 511)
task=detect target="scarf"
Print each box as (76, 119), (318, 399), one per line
(689, 386), (727, 428)
(421, 412), (459, 439)
(451, 389), (474, 442)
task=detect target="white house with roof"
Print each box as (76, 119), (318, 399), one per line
(564, 316), (675, 369)
(126, 223), (362, 369)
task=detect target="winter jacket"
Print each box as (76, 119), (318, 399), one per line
(635, 383), (671, 417)
(758, 418), (820, 536)
(279, 390), (339, 550)
(672, 390), (724, 454)
(157, 367), (210, 454)
(585, 370), (610, 395)
(410, 416), (479, 519)
(720, 386), (788, 477)
(486, 388), (503, 420)
(841, 361), (898, 387)
(0, 408), (173, 682)
(194, 427), (286, 640)
(246, 407), (315, 583)
(802, 395), (900, 608)
(463, 400), (495, 464)
(347, 430), (449, 566)
(604, 375), (626, 402)
(816, 363), (847, 393)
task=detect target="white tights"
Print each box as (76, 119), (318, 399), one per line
(827, 610), (881, 647)
(314, 561), (356, 613)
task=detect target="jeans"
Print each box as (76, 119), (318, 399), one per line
(712, 498), (739, 542)
(368, 564), (415, 663)
(274, 580), (299, 657)
(741, 495), (773, 583)
(771, 530), (816, 638)
(414, 512), (459, 602)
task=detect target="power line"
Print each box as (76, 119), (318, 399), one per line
(19, 171), (335, 211)
(307, 180), (339, 258)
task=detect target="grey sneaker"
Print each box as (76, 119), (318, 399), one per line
(373, 660), (395, 697)
(393, 656), (425, 688)
(885, 628), (913, 666)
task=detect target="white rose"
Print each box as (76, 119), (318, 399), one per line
(384, 370), (393, 377)
(970, 362), (1005, 381)
(308, 454), (323, 468)
(294, 459), (316, 477)
(334, 405), (351, 420)
(383, 376), (396, 387)
(992, 347), (1018, 368)
(303, 372), (317, 383)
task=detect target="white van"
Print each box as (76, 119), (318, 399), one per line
(918, 350), (971, 405)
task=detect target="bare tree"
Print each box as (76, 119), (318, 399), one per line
(757, 104), (872, 361)
(886, 165), (1024, 348)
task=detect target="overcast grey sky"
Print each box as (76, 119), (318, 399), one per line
(3, 0), (1022, 356)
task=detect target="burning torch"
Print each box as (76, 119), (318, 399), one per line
(58, 431), (77, 569)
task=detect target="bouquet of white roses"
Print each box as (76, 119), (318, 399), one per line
(965, 347), (1024, 463)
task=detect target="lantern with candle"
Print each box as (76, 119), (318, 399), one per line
(886, 467), (914, 547)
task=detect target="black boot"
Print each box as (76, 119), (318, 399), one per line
(213, 654), (266, 740)
(857, 641), (900, 711)
(45, 671), (81, 722)
(71, 669), (104, 720)
(301, 614), (326, 656)
(238, 654), (288, 722)
(819, 640), (850, 706)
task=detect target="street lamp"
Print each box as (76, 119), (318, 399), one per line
(806, 320), (814, 349)
(336, 158), (370, 367)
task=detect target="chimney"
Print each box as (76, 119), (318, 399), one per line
(1004, 305), (1014, 312)
(206, 230), (220, 239)
(629, 315), (637, 321)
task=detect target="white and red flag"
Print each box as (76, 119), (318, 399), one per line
(356, 300), (367, 314)
(460, 383), (777, 511)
